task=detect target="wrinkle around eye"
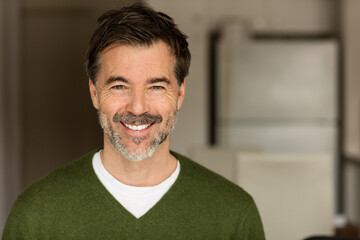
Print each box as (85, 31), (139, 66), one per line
(98, 90), (114, 106)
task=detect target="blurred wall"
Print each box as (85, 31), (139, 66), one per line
(0, 0), (5, 232)
(342, 0), (360, 224)
(22, 3), (101, 186)
(0, 0), (22, 233)
(343, 0), (360, 157)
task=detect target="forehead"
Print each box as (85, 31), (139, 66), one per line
(97, 41), (176, 84)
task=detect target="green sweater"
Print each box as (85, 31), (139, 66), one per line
(3, 150), (265, 239)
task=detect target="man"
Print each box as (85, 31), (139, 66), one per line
(3, 3), (265, 239)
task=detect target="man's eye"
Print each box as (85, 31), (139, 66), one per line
(151, 86), (165, 90)
(112, 85), (126, 90)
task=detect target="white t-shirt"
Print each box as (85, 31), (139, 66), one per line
(92, 151), (180, 218)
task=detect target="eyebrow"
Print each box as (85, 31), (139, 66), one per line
(105, 76), (129, 86)
(147, 77), (171, 85)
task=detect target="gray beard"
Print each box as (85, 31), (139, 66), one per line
(97, 110), (177, 162)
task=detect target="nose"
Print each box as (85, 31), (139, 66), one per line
(126, 89), (149, 115)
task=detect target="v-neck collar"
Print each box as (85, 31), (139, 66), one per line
(86, 150), (189, 224)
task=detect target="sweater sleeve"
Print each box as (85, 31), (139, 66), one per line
(236, 200), (266, 240)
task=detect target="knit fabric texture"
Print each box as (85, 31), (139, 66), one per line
(3, 149), (265, 239)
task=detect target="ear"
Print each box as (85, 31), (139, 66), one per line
(89, 79), (99, 109)
(176, 79), (186, 110)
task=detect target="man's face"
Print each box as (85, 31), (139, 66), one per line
(89, 41), (185, 161)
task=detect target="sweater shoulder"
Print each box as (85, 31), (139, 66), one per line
(172, 151), (255, 206)
(16, 149), (98, 204)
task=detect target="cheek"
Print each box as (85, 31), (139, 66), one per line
(151, 95), (178, 113)
(98, 91), (113, 106)
(158, 91), (179, 109)
(99, 92), (126, 113)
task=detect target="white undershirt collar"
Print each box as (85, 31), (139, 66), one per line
(92, 150), (180, 218)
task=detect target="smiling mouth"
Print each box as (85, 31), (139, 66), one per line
(122, 123), (152, 131)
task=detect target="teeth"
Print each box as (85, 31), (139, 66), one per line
(124, 123), (151, 131)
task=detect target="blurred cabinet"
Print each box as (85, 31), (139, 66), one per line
(216, 23), (339, 155)
(208, 0), (338, 34)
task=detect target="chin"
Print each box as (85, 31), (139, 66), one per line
(115, 141), (159, 162)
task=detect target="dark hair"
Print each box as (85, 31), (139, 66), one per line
(85, 3), (191, 86)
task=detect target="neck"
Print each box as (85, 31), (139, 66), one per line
(100, 136), (177, 187)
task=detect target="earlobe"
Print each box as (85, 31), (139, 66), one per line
(89, 79), (99, 109)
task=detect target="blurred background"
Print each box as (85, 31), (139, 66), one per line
(0, 0), (360, 239)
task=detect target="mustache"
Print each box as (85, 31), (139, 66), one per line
(113, 113), (162, 124)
